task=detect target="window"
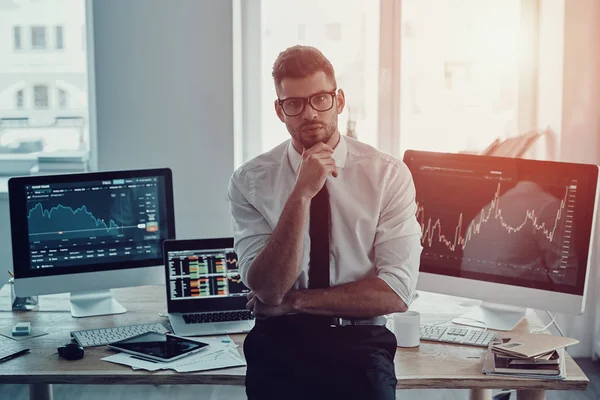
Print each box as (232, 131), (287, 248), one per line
(238, 0), (554, 164)
(33, 85), (49, 108)
(56, 26), (64, 50)
(398, 0), (524, 156)
(240, 0), (381, 161)
(16, 90), (24, 109)
(31, 26), (47, 49)
(13, 26), (22, 50)
(58, 89), (68, 109)
(0, 0), (90, 178)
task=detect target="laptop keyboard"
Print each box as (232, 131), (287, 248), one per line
(183, 310), (255, 324)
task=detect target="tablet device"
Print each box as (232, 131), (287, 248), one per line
(107, 331), (208, 362)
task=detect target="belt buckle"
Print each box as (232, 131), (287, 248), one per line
(330, 317), (344, 327)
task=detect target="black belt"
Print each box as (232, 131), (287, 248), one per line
(255, 314), (387, 329)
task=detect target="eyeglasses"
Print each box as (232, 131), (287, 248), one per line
(277, 90), (337, 117)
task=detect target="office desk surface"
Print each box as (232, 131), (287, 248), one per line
(0, 284), (589, 391)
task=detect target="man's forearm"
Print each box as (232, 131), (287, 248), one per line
(246, 190), (310, 305)
(288, 277), (408, 318)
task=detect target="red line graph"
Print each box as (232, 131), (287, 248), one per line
(417, 183), (571, 252)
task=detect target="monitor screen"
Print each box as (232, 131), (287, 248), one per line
(9, 168), (175, 279)
(167, 247), (249, 301)
(403, 151), (599, 296)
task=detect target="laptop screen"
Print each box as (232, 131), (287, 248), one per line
(166, 247), (250, 301)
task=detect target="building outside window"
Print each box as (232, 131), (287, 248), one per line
(0, 0), (90, 177)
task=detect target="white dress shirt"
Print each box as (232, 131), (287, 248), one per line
(227, 135), (423, 306)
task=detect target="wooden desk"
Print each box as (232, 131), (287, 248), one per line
(0, 285), (589, 400)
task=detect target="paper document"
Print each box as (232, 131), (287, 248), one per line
(102, 336), (246, 372)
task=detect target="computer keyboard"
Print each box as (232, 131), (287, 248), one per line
(420, 324), (496, 347)
(182, 310), (254, 324)
(71, 322), (170, 348)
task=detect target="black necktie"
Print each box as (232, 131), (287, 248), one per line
(309, 184), (330, 289)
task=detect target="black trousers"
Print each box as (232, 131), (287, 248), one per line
(244, 316), (397, 400)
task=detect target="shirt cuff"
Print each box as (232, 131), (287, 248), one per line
(377, 274), (418, 308)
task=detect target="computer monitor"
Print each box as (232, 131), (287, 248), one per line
(403, 150), (599, 330)
(8, 168), (176, 317)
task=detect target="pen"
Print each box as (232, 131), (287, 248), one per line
(1, 349), (30, 363)
(7, 270), (14, 278)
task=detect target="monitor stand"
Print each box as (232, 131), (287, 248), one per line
(453, 302), (527, 331)
(69, 290), (127, 318)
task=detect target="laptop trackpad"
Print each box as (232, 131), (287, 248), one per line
(219, 322), (249, 332)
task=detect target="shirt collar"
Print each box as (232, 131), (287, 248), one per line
(287, 135), (348, 174)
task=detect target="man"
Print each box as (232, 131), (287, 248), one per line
(228, 45), (422, 399)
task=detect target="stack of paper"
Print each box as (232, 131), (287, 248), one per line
(102, 336), (246, 373)
(482, 334), (579, 380)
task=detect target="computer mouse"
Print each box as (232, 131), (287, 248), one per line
(57, 343), (84, 360)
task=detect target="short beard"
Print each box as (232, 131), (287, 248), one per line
(298, 122), (337, 149)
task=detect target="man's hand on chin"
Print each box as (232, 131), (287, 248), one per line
(246, 291), (297, 319)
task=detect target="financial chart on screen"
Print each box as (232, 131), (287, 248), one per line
(403, 150), (598, 295)
(25, 176), (168, 269)
(167, 248), (250, 300)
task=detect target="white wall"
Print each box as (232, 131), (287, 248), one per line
(91, 0), (235, 240)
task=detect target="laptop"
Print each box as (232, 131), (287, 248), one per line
(163, 238), (255, 337)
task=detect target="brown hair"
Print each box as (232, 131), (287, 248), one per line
(272, 45), (336, 94)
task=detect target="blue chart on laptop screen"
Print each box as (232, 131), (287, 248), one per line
(167, 249), (250, 300)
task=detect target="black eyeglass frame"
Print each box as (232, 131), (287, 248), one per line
(277, 89), (338, 117)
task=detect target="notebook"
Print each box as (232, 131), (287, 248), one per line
(492, 334), (579, 359)
(482, 347), (567, 380)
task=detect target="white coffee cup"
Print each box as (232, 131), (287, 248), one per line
(393, 311), (420, 347)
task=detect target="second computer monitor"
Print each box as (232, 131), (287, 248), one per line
(404, 150), (599, 330)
